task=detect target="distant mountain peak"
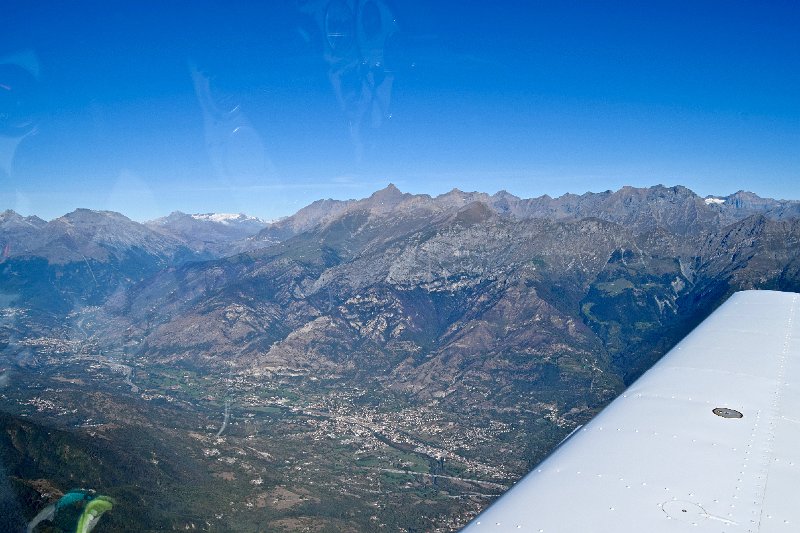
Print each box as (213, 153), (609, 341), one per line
(0, 210), (46, 229)
(56, 208), (133, 225)
(142, 210), (271, 256)
(723, 190), (775, 210)
(370, 183), (405, 201)
(493, 190), (518, 200)
(0, 209), (23, 224)
(727, 190), (764, 201)
(190, 212), (266, 225)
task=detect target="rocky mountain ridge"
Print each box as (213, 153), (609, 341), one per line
(3, 184), (800, 531)
(102, 196), (800, 393)
(252, 184), (800, 244)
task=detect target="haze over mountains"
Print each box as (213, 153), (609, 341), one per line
(3, 184), (798, 256)
(2, 184), (800, 530)
(3, 184), (798, 263)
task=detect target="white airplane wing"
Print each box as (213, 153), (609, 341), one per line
(462, 290), (800, 532)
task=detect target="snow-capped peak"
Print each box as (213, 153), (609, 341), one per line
(190, 213), (266, 225)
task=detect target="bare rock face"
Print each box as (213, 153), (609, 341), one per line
(6, 185), (800, 388)
(25, 185), (785, 409)
(4, 185), (800, 402)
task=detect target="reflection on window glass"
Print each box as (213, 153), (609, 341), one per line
(1, 2), (799, 532)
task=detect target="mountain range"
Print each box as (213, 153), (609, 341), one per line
(2, 184), (800, 531)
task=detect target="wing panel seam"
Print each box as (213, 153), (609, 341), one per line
(753, 294), (797, 532)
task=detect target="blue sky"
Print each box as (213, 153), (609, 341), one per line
(1, 1), (798, 221)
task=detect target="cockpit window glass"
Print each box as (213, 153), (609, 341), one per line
(1, 2), (799, 531)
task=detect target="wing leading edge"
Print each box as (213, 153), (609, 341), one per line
(462, 290), (800, 532)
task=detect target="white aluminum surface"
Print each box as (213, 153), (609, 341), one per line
(462, 290), (800, 532)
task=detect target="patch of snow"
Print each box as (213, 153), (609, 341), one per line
(704, 197), (725, 205)
(191, 213), (267, 225)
